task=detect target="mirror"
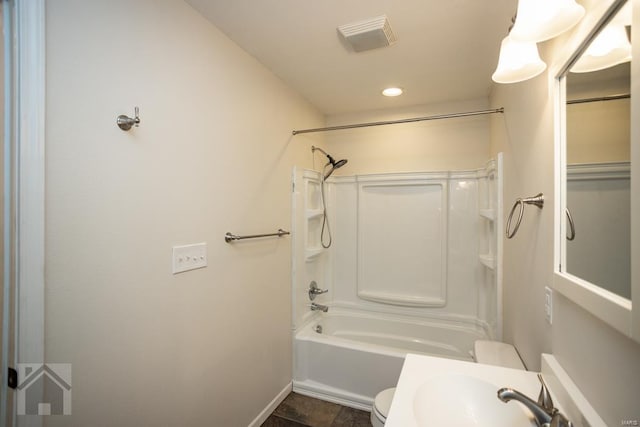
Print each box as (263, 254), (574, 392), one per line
(566, 60), (630, 299)
(555, 0), (637, 340)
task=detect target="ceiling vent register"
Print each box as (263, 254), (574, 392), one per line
(338, 15), (396, 52)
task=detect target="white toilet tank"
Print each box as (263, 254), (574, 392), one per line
(473, 340), (526, 370)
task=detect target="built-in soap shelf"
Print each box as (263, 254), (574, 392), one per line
(477, 157), (501, 279)
(306, 209), (324, 219)
(479, 253), (496, 270)
(305, 247), (324, 262)
(479, 209), (496, 221)
(304, 173), (324, 262)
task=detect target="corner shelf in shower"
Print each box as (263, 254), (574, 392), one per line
(306, 209), (324, 219)
(479, 253), (496, 270)
(479, 209), (496, 221)
(305, 247), (324, 262)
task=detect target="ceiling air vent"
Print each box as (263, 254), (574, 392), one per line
(338, 15), (396, 52)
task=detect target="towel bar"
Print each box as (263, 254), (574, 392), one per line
(224, 228), (290, 243)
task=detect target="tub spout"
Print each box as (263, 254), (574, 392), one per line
(310, 303), (329, 312)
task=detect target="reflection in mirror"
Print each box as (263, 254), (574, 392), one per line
(564, 4), (631, 299)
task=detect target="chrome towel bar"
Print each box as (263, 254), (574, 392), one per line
(224, 228), (290, 243)
(506, 193), (544, 239)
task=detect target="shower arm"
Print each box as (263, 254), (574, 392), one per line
(312, 146), (336, 165)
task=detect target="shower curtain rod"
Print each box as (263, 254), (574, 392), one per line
(292, 107), (504, 135)
(567, 93), (630, 105)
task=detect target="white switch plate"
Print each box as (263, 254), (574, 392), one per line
(545, 286), (553, 324)
(172, 243), (207, 274)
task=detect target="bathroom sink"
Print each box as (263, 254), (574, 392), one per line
(384, 354), (544, 427)
(412, 374), (536, 426)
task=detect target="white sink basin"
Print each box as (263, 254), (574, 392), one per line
(412, 374), (535, 426)
(385, 354), (543, 427)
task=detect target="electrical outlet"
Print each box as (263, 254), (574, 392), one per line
(172, 243), (207, 274)
(544, 286), (553, 324)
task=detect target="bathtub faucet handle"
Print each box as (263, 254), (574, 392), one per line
(308, 281), (328, 301)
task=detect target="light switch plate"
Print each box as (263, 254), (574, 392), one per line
(545, 286), (553, 324)
(172, 243), (207, 274)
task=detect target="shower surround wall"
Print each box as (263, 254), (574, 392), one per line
(291, 157), (502, 407)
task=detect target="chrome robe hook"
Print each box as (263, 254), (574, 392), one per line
(117, 106), (140, 131)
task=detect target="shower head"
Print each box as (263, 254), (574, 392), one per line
(324, 158), (348, 179)
(334, 159), (348, 168)
(312, 146), (348, 179)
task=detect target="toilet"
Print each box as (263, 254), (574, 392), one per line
(472, 340), (526, 370)
(370, 340), (525, 426)
(370, 386), (395, 427)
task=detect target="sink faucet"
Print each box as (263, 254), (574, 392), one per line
(310, 302), (329, 312)
(497, 374), (572, 427)
(497, 387), (553, 426)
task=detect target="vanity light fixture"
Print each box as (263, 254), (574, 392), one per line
(571, 23), (631, 73)
(492, 35), (547, 84)
(510, 0), (585, 43)
(382, 87), (403, 97)
(492, 0), (585, 85)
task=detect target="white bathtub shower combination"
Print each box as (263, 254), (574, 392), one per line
(294, 309), (490, 409)
(291, 157), (503, 409)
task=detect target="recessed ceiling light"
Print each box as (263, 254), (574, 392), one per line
(382, 87), (403, 97)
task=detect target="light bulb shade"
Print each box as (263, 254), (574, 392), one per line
(571, 24), (631, 73)
(492, 36), (547, 84)
(510, 0), (585, 42)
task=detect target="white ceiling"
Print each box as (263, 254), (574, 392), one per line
(186, 0), (518, 115)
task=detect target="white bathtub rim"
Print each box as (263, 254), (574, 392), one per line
(295, 308), (490, 361)
(296, 327), (479, 361)
(296, 327), (413, 359)
(297, 305), (493, 337)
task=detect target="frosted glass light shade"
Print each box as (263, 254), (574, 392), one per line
(492, 36), (547, 84)
(612, 2), (632, 26)
(571, 24), (631, 73)
(510, 0), (585, 42)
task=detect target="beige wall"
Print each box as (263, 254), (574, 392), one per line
(45, 1), (323, 426)
(566, 61), (630, 163)
(324, 98), (492, 174)
(491, 0), (640, 425)
(567, 99), (630, 164)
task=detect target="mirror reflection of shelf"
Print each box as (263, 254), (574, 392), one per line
(479, 254), (496, 270)
(479, 209), (496, 221)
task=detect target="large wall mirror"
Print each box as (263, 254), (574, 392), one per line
(555, 0), (639, 342)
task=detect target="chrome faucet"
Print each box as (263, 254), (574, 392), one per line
(310, 302), (329, 312)
(497, 374), (572, 427)
(308, 281), (328, 301)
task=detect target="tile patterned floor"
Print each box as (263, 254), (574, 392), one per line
(261, 392), (372, 427)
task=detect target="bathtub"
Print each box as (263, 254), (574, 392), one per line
(293, 308), (490, 410)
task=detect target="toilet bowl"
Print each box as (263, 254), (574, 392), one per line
(370, 387), (395, 427)
(371, 340), (524, 425)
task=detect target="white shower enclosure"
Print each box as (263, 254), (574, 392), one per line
(290, 155), (503, 407)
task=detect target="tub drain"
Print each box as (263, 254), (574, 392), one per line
(314, 324), (323, 334)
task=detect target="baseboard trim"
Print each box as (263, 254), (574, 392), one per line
(293, 380), (373, 411)
(248, 382), (292, 427)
